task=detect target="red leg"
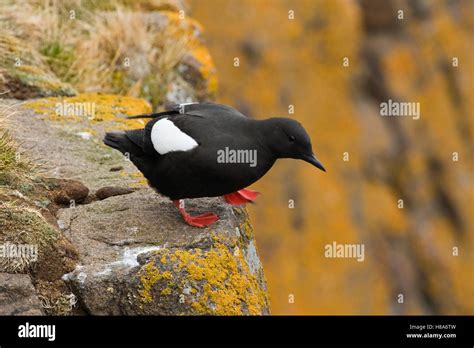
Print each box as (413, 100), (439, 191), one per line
(173, 200), (219, 228)
(224, 188), (260, 206)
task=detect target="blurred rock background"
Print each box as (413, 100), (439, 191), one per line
(0, 0), (266, 315)
(188, 0), (473, 314)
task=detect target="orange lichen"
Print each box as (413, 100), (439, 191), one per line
(162, 10), (218, 96)
(138, 262), (173, 303)
(24, 93), (151, 129)
(153, 240), (269, 315)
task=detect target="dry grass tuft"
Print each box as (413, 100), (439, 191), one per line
(0, 201), (57, 273)
(72, 8), (189, 102)
(0, 100), (35, 187)
(0, 0), (196, 106)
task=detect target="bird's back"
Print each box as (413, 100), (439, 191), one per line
(105, 102), (276, 199)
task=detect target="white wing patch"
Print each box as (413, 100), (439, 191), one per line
(150, 118), (198, 155)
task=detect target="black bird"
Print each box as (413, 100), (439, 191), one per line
(103, 102), (325, 227)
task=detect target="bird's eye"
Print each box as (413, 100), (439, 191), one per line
(289, 135), (295, 142)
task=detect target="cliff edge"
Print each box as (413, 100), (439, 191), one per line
(0, 3), (269, 316)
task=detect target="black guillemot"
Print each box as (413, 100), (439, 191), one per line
(103, 102), (325, 227)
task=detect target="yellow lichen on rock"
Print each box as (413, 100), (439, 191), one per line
(192, 44), (219, 94)
(161, 10), (219, 97)
(143, 239), (269, 315)
(138, 262), (165, 303)
(24, 93), (152, 129)
(23, 93), (151, 188)
(176, 242), (268, 315)
(160, 287), (172, 296)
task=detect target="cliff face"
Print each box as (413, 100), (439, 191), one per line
(189, 0), (473, 314)
(0, 3), (269, 316)
(59, 191), (268, 315)
(1, 93), (269, 315)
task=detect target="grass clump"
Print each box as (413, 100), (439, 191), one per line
(0, 201), (58, 273)
(0, 1), (216, 107)
(0, 102), (34, 187)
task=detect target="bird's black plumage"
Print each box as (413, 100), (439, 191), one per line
(103, 102), (324, 200)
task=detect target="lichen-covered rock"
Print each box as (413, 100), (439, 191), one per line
(12, 94), (153, 192)
(132, 238), (268, 315)
(6, 96), (269, 315)
(59, 190), (269, 315)
(0, 273), (44, 315)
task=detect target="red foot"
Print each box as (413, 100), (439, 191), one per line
(224, 188), (260, 206)
(173, 200), (219, 228)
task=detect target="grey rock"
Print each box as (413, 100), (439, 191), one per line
(0, 273), (44, 315)
(50, 178), (90, 205)
(95, 186), (136, 200)
(59, 189), (270, 315)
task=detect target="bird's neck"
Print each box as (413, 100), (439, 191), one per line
(252, 118), (282, 159)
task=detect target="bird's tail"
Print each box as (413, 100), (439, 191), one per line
(103, 132), (134, 154)
(103, 132), (152, 178)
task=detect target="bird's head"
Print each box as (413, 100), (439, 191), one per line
(263, 118), (326, 172)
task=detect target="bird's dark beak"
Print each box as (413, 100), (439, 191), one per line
(303, 153), (326, 172)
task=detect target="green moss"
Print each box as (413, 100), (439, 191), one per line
(17, 183), (34, 195)
(140, 74), (166, 109)
(40, 41), (76, 84)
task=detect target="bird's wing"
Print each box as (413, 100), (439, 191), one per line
(180, 102), (247, 118)
(140, 103), (247, 156)
(126, 109), (180, 119)
(124, 129), (145, 149)
(142, 114), (203, 156)
(143, 118), (162, 155)
(127, 102), (247, 120)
